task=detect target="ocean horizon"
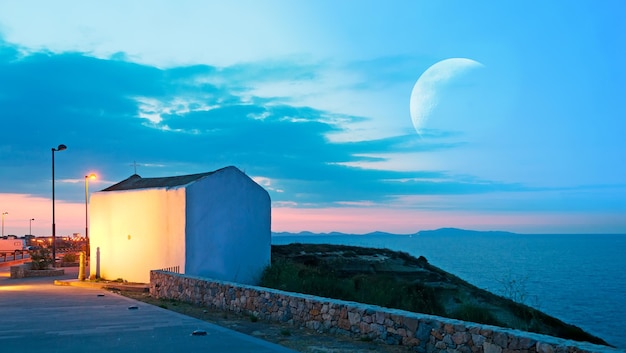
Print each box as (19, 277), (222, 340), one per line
(272, 229), (626, 350)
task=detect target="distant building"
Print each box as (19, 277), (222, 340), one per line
(89, 166), (271, 284)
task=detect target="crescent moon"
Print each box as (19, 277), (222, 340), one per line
(410, 58), (484, 134)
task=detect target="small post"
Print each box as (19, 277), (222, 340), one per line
(78, 251), (86, 281)
(96, 247), (100, 279)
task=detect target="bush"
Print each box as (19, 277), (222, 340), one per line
(260, 261), (444, 316)
(352, 274), (444, 315)
(30, 247), (53, 270)
(260, 260), (354, 299)
(62, 252), (78, 263)
(451, 304), (503, 326)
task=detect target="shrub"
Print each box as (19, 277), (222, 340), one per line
(260, 261), (444, 316)
(260, 260), (354, 299)
(29, 247), (53, 270)
(451, 304), (503, 326)
(62, 252), (78, 263)
(352, 274), (444, 315)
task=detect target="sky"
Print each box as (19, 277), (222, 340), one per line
(0, 1), (625, 236)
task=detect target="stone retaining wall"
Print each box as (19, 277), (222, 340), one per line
(150, 271), (620, 353)
(10, 263), (65, 278)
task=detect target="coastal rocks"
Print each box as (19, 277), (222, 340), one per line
(150, 271), (617, 353)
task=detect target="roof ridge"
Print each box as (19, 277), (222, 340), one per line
(101, 167), (236, 192)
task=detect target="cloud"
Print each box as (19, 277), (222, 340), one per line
(0, 39), (538, 210)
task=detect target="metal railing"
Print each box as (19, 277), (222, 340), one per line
(158, 265), (180, 273)
(0, 249), (30, 263)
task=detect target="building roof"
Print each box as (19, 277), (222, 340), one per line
(101, 167), (229, 192)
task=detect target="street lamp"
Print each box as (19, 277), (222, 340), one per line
(85, 173), (96, 257)
(1, 212), (7, 237)
(29, 218), (35, 236)
(52, 144), (67, 265)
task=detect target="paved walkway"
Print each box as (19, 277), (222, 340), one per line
(0, 266), (297, 353)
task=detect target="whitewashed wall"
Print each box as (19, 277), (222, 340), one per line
(89, 187), (187, 283)
(185, 167), (271, 285)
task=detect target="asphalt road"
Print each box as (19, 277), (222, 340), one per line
(0, 267), (297, 353)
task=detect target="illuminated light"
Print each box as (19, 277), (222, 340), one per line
(0, 284), (38, 291)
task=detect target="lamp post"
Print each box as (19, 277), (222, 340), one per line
(29, 218), (35, 235)
(52, 144), (67, 266)
(1, 212), (7, 237)
(85, 173), (96, 258)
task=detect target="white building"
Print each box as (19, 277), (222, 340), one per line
(89, 166), (271, 284)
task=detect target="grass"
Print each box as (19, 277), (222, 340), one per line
(260, 256), (444, 316)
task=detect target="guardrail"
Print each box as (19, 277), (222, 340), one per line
(0, 248), (82, 263)
(0, 249), (29, 262)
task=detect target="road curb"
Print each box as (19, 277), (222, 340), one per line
(54, 279), (149, 292)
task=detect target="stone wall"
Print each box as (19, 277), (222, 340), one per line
(10, 263), (65, 278)
(150, 271), (620, 353)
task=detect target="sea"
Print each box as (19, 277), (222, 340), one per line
(271, 231), (626, 350)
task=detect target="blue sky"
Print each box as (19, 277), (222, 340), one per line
(0, 1), (625, 235)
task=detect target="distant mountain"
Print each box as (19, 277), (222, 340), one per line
(362, 231), (411, 237)
(272, 231), (355, 237)
(272, 228), (517, 237)
(416, 227), (518, 236)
